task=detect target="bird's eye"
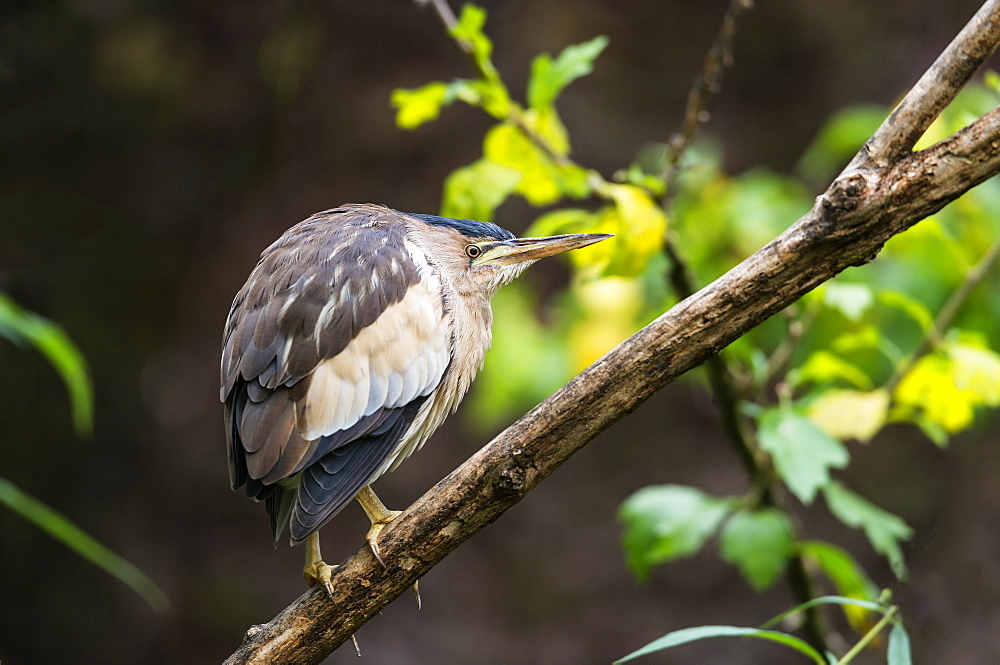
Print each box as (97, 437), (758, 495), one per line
(465, 244), (482, 259)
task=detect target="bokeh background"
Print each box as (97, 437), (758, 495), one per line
(2, 0), (998, 663)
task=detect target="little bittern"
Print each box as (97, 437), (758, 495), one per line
(221, 203), (610, 595)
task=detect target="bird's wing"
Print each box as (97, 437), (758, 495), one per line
(221, 206), (452, 540)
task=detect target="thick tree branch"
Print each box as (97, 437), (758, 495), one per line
(224, 6), (1000, 664)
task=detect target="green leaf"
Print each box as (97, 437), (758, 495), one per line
(719, 509), (793, 591)
(878, 290), (935, 333)
(441, 158), (521, 221)
(806, 388), (889, 443)
(446, 5), (511, 118)
(830, 325), (885, 355)
(483, 123), (589, 204)
(618, 163), (667, 197)
(450, 4), (494, 72)
(790, 350), (874, 390)
(522, 106), (571, 156)
(759, 595), (886, 630)
(484, 123), (560, 204)
(391, 82), (449, 129)
(801, 542), (861, 591)
(822, 481), (913, 580)
(821, 282), (874, 321)
(567, 276), (645, 371)
(757, 408), (850, 504)
(528, 35), (609, 111)
(908, 412), (950, 447)
(799, 541), (879, 607)
(618, 485), (734, 580)
(887, 623), (913, 665)
(615, 625), (826, 664)
(0, 475), (169, 612)
(0, 293), (93, 437)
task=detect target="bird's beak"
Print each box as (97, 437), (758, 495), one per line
(481, 233), (613, 266)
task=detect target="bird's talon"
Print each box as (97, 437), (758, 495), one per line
(364, 510), (401, 569)
(412, 580), (421, 610)
(350, 634), (361, 657)
(303, 561), (337, 597)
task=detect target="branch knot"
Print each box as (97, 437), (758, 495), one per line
(821, 173), (869, 214)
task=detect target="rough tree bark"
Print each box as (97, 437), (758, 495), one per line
(224, 2), (1000, 663)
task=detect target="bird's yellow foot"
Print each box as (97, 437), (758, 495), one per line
(356, 485), (420, 609)
(303, 560), (337, 597)
(365, 510), (402, 568)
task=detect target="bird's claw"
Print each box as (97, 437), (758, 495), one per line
(365, 510), (402, 569)
(303, 560), (337, 597)
(363, 511), (420, 608)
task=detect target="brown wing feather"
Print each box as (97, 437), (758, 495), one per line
(221, 204), (423, 492)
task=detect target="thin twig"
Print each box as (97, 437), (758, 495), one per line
(418, 0), (460, 37)
(661, 0), (754, 203)
(763, 303), (819, 388)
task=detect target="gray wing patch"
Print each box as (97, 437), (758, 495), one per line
(221, 205), (420, 397)
(221, 205), (438, 542)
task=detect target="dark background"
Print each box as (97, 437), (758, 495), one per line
(2, 1), (998, 663)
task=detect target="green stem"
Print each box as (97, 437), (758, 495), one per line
(836, 606), (898, 665)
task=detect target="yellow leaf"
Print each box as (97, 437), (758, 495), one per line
(521, 107), (569, 156)
(484, 124), (561, 205)
(807, 389), (889, 443)
(894, 355), (976, 433)
(947, 342), (1000, 406)
(391, 83), (448, 129)
(585, 183), (668, 276)
(569, 277), (642, 371)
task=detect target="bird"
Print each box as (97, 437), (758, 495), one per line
(220, 203), (610, 596)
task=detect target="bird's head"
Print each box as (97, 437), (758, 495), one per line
(402, 212), (612, 297)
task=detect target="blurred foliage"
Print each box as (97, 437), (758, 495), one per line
(0, 293), (93, 436)
(393, 3), (1000, 657)
(0, 294), (168, 612)
(615, 592), (910, 665)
